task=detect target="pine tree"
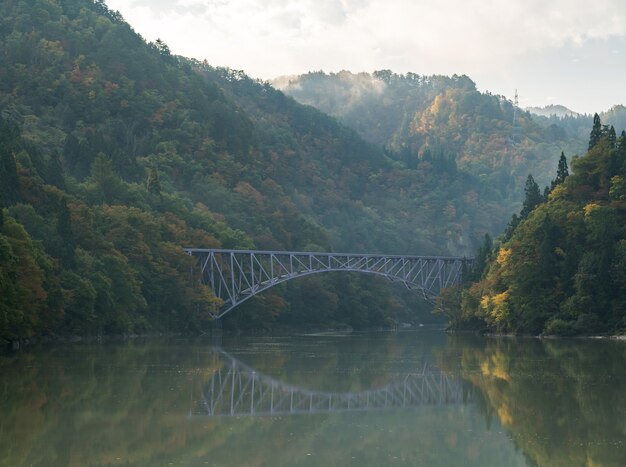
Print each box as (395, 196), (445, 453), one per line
(56, 198), (75, 266)
(0, 119), (21, 204)
(46, 150), (65, 188)
(616, 130), (626, 172)
(608, 125), (617, 148)
(90, 153), (122, 203)
(588, 113), (602, 150)
(503, 213), (520, 242)
(472, 233), (493, 280)
(520, 174), (543, 219)
(147, 167), (161, 196)
(63, 133), (81, 176)
(550, 152), (569, 190)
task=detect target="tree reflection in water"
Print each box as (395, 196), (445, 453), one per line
(0, 332), (622, 466)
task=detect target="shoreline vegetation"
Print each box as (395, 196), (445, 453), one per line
(0, 0), (623, 341)
(444, 115), (626, 337)
(3, 326), (626, 353)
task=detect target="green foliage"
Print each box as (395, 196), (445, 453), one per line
(589, 113), (602, 150)
(551, 152), (569, 189)
(0, 0), (591, 338)
(471, 233), (493, 281)
(460, 116), (626, 335)
(0, 116), (21, 204)
(520, 174), (542, 219)
(146, 167), (161, 197)
(278, 70), (585, 201)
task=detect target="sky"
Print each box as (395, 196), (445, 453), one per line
(105, 0), (626, 114)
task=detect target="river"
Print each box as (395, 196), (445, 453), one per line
(1, 330), (624, 466)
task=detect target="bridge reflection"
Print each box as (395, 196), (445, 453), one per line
(198, 349), (473, 417)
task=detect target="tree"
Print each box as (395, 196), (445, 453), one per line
(616, 130), (626, 172)
(608, 125), (617, 148)
(0, 118), (21, 204)
(46, 150), (65, 188)
(472, 233), (493, 280)
(520, 174), (542, 219)
(147, 167), (161, 196)
(89, 153), (123, 203)
(503, 213), (520, 242)
(55, 198), (75, 266)
(550, 152), (569, 190)
(588, 113), (602, 150)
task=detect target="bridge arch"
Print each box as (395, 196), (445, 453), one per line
(199, 348), (473, 417)
(185, 249), (473, 319)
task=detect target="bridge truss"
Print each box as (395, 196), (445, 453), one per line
(184, 249), (472, 319)
(197, 350), (472, 417)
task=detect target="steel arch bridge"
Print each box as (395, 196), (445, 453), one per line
(185, 249), (473, 319)
(197, 349), (473, 417)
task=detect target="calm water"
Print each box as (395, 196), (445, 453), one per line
(1, 330), (625, 466)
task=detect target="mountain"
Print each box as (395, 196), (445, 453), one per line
(455, 116), (626, 336)
(529, 104), (626, 144)
(274, 70), (586, 197)
(0, 0), (526, 340)
(526, 104), (580, 118)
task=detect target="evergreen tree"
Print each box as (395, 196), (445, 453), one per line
(616, 130), (626, 172)
(0, 119), (20, 204)
(503, 213), (520, 242)
(55, 198), (75, 266)
(520, 174), (542, 219)
(608, 125), (617, 148)
(550, 152), (569, 190)
(472, 233), (493, 280)
(147, 167), (162, 196)
(89, 153), (123, 203)
(588, 113), (602, 150)
(47, 150), (65, 188)
(0, 193), (4, 228)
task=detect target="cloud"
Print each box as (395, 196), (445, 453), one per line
(107, 0), (626, 72)
(105, 0), (626, 111)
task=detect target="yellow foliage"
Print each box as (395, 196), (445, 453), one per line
(480, 351), (511, 382)
(497, 404), (513, 426)
(430, 95), (443, 114)
(496, 248), (512, 266)
(480, 361), (492, 377)
(485, 289), (510, 324)
(492, 290), (509, 306)
(583, 203), (601, 217)
(547, 184), (567, 201)
(480, 295), (491, 310)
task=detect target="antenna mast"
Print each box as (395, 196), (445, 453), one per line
(511, 89), (520, 143)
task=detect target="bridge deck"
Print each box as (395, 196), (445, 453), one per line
(185, 249), (473, 319)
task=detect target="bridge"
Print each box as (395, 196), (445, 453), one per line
(197, 349), (473, 417)
(185, 249), (472, 319)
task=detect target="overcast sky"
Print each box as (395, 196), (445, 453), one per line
(105, 0), (626, 114)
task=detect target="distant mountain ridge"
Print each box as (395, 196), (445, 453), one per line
(526, 104), (581, 118)
(273, 70), (586, 197)
(0, 0), (525, 337)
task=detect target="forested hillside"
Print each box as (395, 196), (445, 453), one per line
(0, 0), (524, 341)
(455, 116), (626, 336)
(530, 104), (626, 143)
(275, 71), (586, 204)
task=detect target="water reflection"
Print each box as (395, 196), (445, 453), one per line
(200, 348), (472, 417)
(0, 331), (623, 466)
(439, 335), (626, 467)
